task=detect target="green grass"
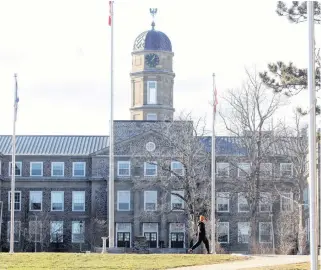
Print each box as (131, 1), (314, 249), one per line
(0, 253), (245, 270)
(245, 262), (316, 270)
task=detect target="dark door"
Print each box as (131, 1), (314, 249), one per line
(170, 232), (184, 248)
(144, 232), (157, 248)
(117, 232), (130, 248)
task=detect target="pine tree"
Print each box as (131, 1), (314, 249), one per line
(259, 1), (321, 114)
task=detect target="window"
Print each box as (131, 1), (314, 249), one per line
(169, 223), (185, 248)
(259, 222), (272, 243)
(171, 190), (184, 211)
(29, 221), (42, 242)
(280, 163), (293, 177)
(144, 162), (157, 176)
(30, 162), (43, 176)
(8, 191), (21, 211)
(238, 193), (249, 212)
(217, 222), (229, 243)
(51, 191), (64, 211)
(143, 223), (158, 248)
(72, 191), (85, 211)
(72, 221), (85, 243)
(144, 191), (157, 211)
(217, 163), (229, 177)
(50, 221), (63, 243)
(117, 191), (130, 211)
(171, 161), (184, 176)
(51, 162), (64, 177)
(281, 192), (293, 212)
(29, 191), (43, 211)
(116, 223), (131, 248)
(259, 192), (272, 212)
(260, 163), (272, 177)
(217, 192), (229, 212)
(238, 163), (250, 177)
(72, 162), (86, 177)
(147, 81), (157, 104)
(9, 162), (22, 176)
(117, 161), (130, 177)
(7, 221), (21, 242)
(238, 222), (250, 243)
(147, 113), (157, 120)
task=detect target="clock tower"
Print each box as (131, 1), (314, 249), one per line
(130, 9), (175, 121)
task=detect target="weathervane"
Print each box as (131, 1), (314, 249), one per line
(150, 8), (157, 30)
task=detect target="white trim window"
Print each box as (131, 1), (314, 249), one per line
(9, 162), (22, 176)
(217, 163), (229, 177)
(260, 163), (272, 177)
(169, 223), (185, 248)
(217, 222), (229, 243)
(280, 163), (293, 177)
(147, 81), (157, 104)
(280, 192), (293, 212)
(144, 191), (157, 211)
(72, 162), (86, 177)
(51, 162), (64, 177)
(117, 161), (130, 177)
(8, 191), (21, 211)
(116, 223), (132, 248)
(117, 190), (130, 211)
(217, 192), (229, 212)
(7, 221), (21, 242)
(50, 221), (63, 243)
(144, 162), (157, 177)
(171, 190), (184, 211)
(72, 191), (85, 211)
(72, 221), (85, 243)
(30, 162), (43, 176)
(238, 222), (250, 243)
(259, 192), (272, 212)
(238, 163), (250, 177)
(29, 221), (42, 243)
(147, 113), (157, 121)
(238, 193), (249, 212)
(171, 161), (184, 176)
(51, 191), (64, 211)
(143, 223), (158, 248)
(259, 222), (272, 243)
(29, 191), (43, 211)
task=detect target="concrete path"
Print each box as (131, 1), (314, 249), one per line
(167, 255), (310, 270)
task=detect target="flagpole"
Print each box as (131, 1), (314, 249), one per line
(9, 73), (18, 253)
(211, 73), (216, 254)
(108, 0), (115, 249)
(307, 2), (318, 269)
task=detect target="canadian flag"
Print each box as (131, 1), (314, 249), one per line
(108, 1), (112, 26)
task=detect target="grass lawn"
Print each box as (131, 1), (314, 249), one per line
(0, 253), (245, 270)
(245, 262), (316, 270)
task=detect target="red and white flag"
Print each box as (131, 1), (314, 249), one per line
(213, 86), (218, 113)
(108, 1), (112, 26)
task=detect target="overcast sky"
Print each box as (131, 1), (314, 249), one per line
(0, 0), (318, 135)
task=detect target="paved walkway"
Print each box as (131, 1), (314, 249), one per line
(167, 255), (310, 270)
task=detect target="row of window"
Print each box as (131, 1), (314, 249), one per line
(9, 191), (85, 212)
(8, 220), (85, 243)
(216, 192), (293, 212)
(2, 162), (86, 177)
(217, 162), (294, 177)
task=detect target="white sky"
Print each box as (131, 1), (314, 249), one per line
(0, 0), (318, 135)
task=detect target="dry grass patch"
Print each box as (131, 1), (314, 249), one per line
(0, 253), (245, 270)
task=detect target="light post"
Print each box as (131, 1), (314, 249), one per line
(269, 212), (275, 254)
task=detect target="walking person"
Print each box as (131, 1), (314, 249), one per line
(188, 215), (211, 254)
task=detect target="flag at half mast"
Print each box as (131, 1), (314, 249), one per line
(14, 74), (19, 122)
(108, 1), (113, 26)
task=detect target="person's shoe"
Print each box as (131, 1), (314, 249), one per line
(188, 249), (193, 253)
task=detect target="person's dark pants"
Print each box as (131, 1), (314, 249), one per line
(190, 236), (210, 253)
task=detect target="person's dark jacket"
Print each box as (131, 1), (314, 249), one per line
(197, 221), (206, 238)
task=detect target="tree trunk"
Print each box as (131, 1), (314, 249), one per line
(249, 216), (258, 254)
(298, 204), (307, 255)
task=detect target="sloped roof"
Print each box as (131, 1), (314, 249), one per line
(0, 135), (109, 156)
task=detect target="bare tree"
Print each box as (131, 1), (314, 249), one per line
(218, 69), (283, 253)
(129, 113), (212, 248)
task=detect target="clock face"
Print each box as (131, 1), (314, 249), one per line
(145, 53), (160, 68)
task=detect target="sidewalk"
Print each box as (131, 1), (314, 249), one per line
(167, 255), (310, 270)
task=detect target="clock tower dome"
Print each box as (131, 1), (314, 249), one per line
(130, 9), (175, 121)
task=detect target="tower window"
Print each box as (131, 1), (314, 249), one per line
(147, 81), (157, 104)
(147, 113), (157, 120)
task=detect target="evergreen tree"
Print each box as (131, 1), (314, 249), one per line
(259, 1), (321, 114)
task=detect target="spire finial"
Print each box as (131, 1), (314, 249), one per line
(150, 8), (157, 30)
